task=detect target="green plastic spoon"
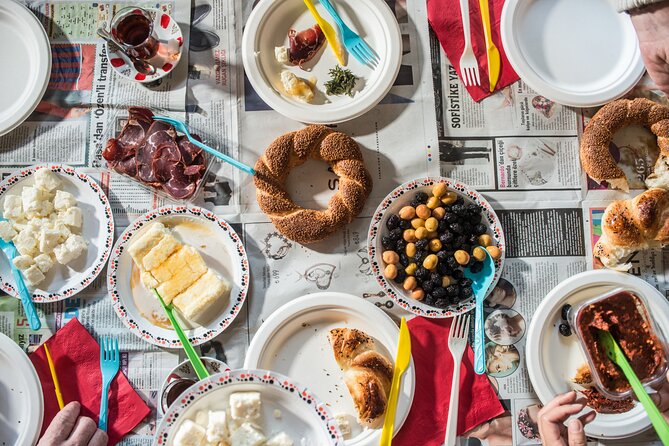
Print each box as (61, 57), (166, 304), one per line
(597, 330), (669, 444)
(153, 289), (209, 380)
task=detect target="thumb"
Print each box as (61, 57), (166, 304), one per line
(567, 419), (587, 446)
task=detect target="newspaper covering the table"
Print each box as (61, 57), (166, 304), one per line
(0, 0), (667, 445)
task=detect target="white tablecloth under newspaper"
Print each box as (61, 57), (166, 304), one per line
(0, 0), (666, 445)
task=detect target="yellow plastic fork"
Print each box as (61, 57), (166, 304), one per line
(303, 0), (346, 65)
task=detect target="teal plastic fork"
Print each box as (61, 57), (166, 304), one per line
(152, 116), (256, 176)
(98, 336), (120, 431)
(318, 0), (379, 67)
(464, 248), (495, 375)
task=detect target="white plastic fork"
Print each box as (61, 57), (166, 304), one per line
(458, 0), (480, 87)
(444, 313), (471, 446)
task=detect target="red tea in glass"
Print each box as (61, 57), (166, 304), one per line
(110, 7), (159, 60)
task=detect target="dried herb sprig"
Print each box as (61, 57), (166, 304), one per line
(324, 65), (357, 97)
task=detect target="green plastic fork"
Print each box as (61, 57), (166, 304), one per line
(597, 330), (669, 444)
(318, 0), (379, 67)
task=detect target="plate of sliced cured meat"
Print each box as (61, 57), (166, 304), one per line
(242, 0), (402, 124)
(102, 107), (213, 201)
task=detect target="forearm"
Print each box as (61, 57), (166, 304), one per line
(617, 0), (666, 12)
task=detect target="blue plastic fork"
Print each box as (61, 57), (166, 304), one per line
(0, 217), (40, 330)
(98, 336), (120, 431)
(152, 116), (256, 176)
(318, 0), (379, 67)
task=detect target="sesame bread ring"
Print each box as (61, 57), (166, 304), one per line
(254, 125), (373, 244)
(580, 98), (669, 192)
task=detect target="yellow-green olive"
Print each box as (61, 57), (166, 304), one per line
(405, 262), (418, 275)
(383, 250), (400, 264)
(403, 276), (417, 291)
(441, 191), (458, 205)
(432, 207), (446, 220)
(442, 275), (455, 287)
(416, 204), (431, 220)
(403, 229), (417, 242)
(432, 182), (448, 198)
(478, 234), (493, 247)
(426, 196), (440, 209)
(411, 218), (426, 229)
(399, 206), (416, 220)
(486, 245), (502, 260)
(384, 264), (398, 280)
(454, 250), (470, 265)
(423, 254), (438, 270)
(424, 217), (438, 232)
(472, 246), (486, 262)
(415, 227), (429, 240)
(406, 242), (417, 258)
(411, 288), (425, 301)
(429, 239), (442, 252)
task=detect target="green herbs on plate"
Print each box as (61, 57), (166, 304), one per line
(324, 65), (357, 97)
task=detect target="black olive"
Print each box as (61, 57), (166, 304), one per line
(461, 244), (472, 254)
(415, 239), (428, 250)
(470, 261), (483, 273)
(399, 219), (411, 230)
(437, 263), (452, 276)
(561, 304), (572, 321)
(454, 235), (467, 247)
(438, 219), (449, 233)
(452, 269), (464, 279)
(468, 234), (479, 245)
(422, 281), (434, 293)
(424, 293), (435, 306)
(466, 203), (479, 213)
(451, 205), (466, 215)
(415, 267), (430, 281)
(439, 232), (455, 244)
(432, 287), (447, 299)
(436, 250), (449, 261)
(394, 269), (407, 284)
(411, 192), (429, 207)
(455, 196), (465, 205)
(389, 228), (402, 241)
(399, 252), (410, 267)
(381, 236), (394, 250)
(395, 239), (407, 252)
(474, 223), (488, 235)
(461, 286), (473, 298)
(386, 214), (400, 230)
(415, 250), (428, 263)
(446, 257), (459, 269)
(559, 323), (572, 337)
(450, 223), (464, 234)
(469, 213), (482, 224)
(430, 272), (441, 285)
(434, 298), (450, 309)
(444, 212), (458, 223)
(460, 278), (473, 287)
(446, 285), (460, 296)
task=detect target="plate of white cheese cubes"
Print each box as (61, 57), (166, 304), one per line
(0, 165), (114, 302)
(155, 369), (345, 446)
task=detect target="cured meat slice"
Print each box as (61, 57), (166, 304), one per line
(176, 135), (203, 165)
(163, 163), (196, 199)
(117, 121), (146, 150)
(288, 25), (325, 66)
(115, 156), (138, 177)
(138, 127), (174, 183)
(153, 142), (182, 183)
(183, 164), (205, 176)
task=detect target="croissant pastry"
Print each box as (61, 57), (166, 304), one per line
(594, 188), (669, 270)
(328, 328), (393, 425)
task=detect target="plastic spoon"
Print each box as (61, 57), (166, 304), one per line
(0, 217), (40, 330)
(152, 289), (209, 380)
(463, 248), (495, 375)
(152, 116), (256, 176)
(597, 330), (669, 444)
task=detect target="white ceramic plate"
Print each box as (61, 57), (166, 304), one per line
(242, 0), (402, 124)
(108, 9), (183, 83)
(154, 369), (344, 445)
(244, 293), (415, 446)
(0, 332), (43, 446)
(501, 0), (645, 107)
(0, 165), (114, 302)
(367, 177), (506, 318)
(0, 1), (51, 136)
(108, 205), (249, 348)
(526, 270), (669, 439)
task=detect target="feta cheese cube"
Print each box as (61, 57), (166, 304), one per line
(21, 186), (46, 216)
(54, 190), (76, 211)
(59, 207), (82, 229)
(274, 46), (289, 64)
(206, 410), (229, 444)
(34, 253), (54, 274)
(3, 195), (23, 219)
(29, 200), (54, 218)
(39, 228), (62, 253)
(22, 264), (45, 286)
(34, 168), (61, 192)
(52, 223), (71, 241)
(229, 392), (261, 421)
(12, 255), (34, 271)
(173, 419), (207, 446)
(53, 234), (87, 265)
(194, 411), (208, 428)
(13, 228), (38, 256)
(266, 432), (294, 446)
(334, 413), (352, 437)
(229, 422), (266, 446)
(0, 221), (17, 242)
(28, 217), (51, 232)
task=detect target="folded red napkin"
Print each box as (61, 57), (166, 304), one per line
(427, 0), (519, 102)
(394, 316), (504, 446)
(30, 318), (150, 445)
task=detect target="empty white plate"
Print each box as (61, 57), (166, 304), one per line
(0, 332), (43, 446)
(526, 270), (669, 439)
(0, 1), (51, 135)
(501, 0), (645, 107)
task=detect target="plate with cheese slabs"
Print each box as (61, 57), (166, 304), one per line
(0, 332), (43, 446)
(154, 369), (344, 445)
(245, 292), (416, 446)
(0, 164), (114, 302)
(108, 205), (249, 348)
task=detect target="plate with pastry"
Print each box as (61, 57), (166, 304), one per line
(242, 0), (402, 124)
(0, 164), (114, 302)
(155, 368), (345, 445)
(368, 177), (505, 318)
(244, 292), (415, 446)
(108, 205), (249, 348)
(526, 270), (669, 439)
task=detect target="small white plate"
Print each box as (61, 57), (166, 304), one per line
(501, 0), (645, 107)
(526, 270), (669, 439)
(0, 165), (114, 302)
(242, 0), (402, 124)
(154, 369), (345, 445)
(108, 205), (249, 348)
(244, 292), (415, 446)
(107, 9), (183, 83)
(0, 332), (43, 446)
(367, 177), (506, 318)
(0, 1), (51, 136)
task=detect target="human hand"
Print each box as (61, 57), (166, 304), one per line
(630, 3), (669, 96)
(37, 401), (108, 446)
(537, 391), (596, 446)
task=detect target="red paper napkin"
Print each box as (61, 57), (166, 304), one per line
(394, 317), (504, 446)
(427, 0), (519, 102)
(30, 318), (150, 445)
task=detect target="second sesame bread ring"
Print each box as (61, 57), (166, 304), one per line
(253, 125), (373, 244)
